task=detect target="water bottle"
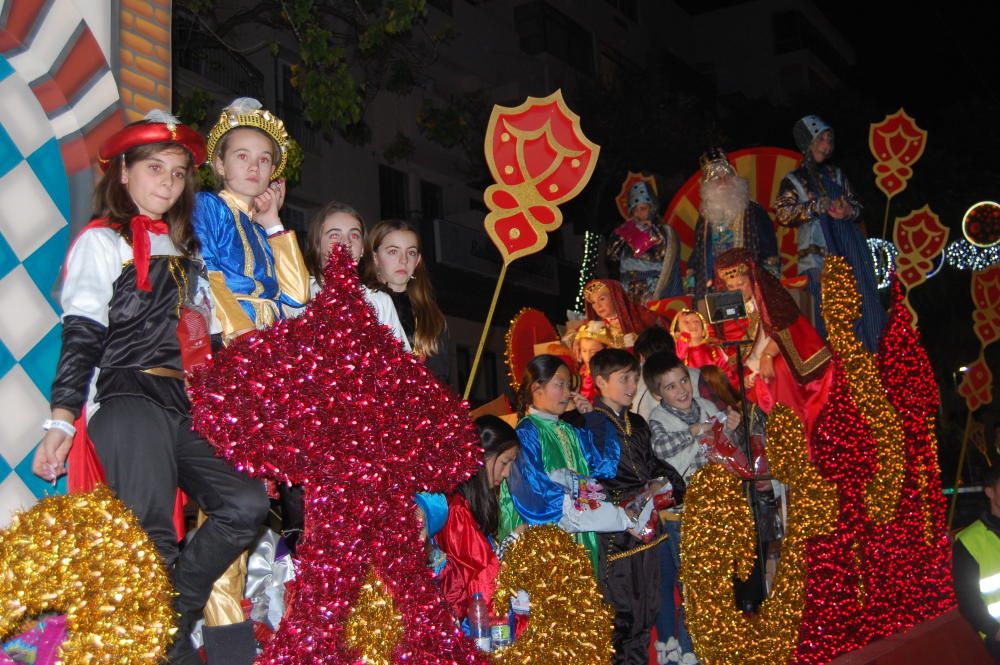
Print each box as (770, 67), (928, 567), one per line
(467, 592), (491, 652)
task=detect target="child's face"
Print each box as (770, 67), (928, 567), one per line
(588, 287), (618, 320)
(121, 147), (190, 220)
(532, 366), (572, 415)
(596, 368), (638, 412)
(214, 128), (276, 201)
(319, 212), (364, 266)
(678, 313), (705, 340)
(373, 229), (420, 292)
(486, 446), (519, 487)
(656, 367), (693, 411)
(632, 203), (651, 223)
(578, 339), (606, 367)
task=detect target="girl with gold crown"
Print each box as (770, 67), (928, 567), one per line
(193, 98), (311, 343)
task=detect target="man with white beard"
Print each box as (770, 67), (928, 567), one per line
(688, 148), (779, 299)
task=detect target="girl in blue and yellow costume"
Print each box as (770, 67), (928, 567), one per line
(499, 354), (639, 574)
(193, 97), (310, 343)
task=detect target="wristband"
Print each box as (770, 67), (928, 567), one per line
(43, 418), (76, 437)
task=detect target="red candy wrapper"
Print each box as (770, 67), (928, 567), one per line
(703, 418), (752, 479)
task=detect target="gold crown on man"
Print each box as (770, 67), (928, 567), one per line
(206, 97), (290, 179)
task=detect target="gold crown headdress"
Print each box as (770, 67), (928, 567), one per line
(206, 97), (291, 179)
(699, 147), (736, 182)
(575, 321), (615, 347)
(717, 262), (750, 282)
(669, 308), (708, 336)
(583, 281), (609, 302)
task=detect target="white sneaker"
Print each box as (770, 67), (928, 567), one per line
(654, 641), (670, 665)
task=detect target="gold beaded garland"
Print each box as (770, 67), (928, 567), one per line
(0, 486), (175, 664)
(343, 567), (404, 665)
(681, 406), (838, 665)
(820, 256), (906, 524)
(491, 525), (614, 664)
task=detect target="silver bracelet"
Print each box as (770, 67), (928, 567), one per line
(43, 418), (76, 437)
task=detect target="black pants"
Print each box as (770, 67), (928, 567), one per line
(600, 531), (662, 665)
(90, 397), (269, 662)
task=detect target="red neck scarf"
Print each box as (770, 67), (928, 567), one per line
(130, 216), (169, 291)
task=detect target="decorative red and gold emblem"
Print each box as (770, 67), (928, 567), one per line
(963, 201), (1000, 248)
(972, 263), (1000, 348)
(893, 205), (948, 287)
(869, 109), (927, 198)
(958, 356), (994, 413)
(483, 90), (600, 264)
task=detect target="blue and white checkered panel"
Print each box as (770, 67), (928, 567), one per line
(0, 54), (70, 526)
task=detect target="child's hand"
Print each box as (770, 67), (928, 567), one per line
(725, 408), (742, 431)
(570, 391), (593, 414)
(253, 179), (285, 228)
(32, 428), (73, 481)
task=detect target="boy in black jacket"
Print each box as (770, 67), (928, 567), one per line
(585, 348), (686, 665)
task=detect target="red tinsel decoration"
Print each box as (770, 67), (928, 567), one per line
(188, 245), (488, 665)
(791, 279), (953, 664)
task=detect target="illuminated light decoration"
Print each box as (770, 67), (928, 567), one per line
(868, 238), (899, 289)
(962, 201), (1000, 248)
(682, 269), (954, 664)
(793, 279), (953, 663)
(0, 486), (175, 664)
(821, 256), (906, 524)
(490, 525), (614, 664)
(343, 568), (404, 665)
(574, 230), (600, 311)
(946, 239), (1000, 272)
(957, 263), (1000, 413)
(681, 407), (837, 665)
(189, 245), (488, 665)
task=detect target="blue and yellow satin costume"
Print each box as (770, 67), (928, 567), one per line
(193, 190), (311, 340)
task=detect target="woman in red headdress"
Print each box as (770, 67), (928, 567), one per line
(582, 278), (664, 349)
(32, 111), (268, 664)
(713, 248), (833, 434)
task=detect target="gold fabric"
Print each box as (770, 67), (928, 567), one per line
(267, 230), (311, 306)
(198, 511), (249, 627)
(208, 271), (256, 341)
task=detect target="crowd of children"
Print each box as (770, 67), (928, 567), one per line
(33, 99), (849, 665)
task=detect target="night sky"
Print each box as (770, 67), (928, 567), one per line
(801, 4), (999, 474)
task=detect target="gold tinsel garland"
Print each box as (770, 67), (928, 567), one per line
(0, 486), (175, 663)
(681, 406), (838, 665)
(344, 567), (404, 665)
(821, 255), (906, 524)
(490, 524), (614, 664)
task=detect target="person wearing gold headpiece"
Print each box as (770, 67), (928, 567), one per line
(193, 97), (311, 343)
(574, 321), (617, 401)
(688, 148), (779, 299)
(582, 278), (664, 349)
(713, 248), (833, 434)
